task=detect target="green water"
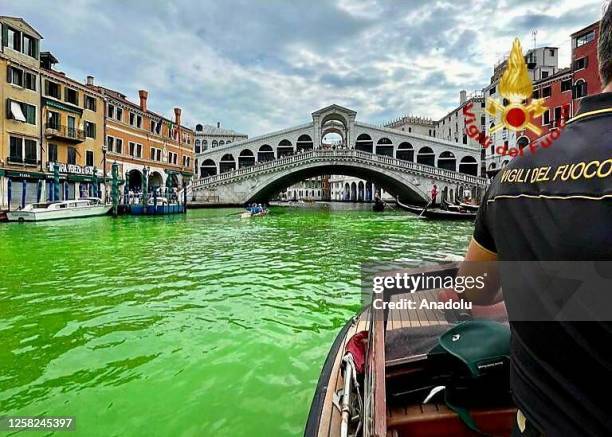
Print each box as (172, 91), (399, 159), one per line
(0, 204), (473, 436)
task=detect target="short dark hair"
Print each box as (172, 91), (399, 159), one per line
(599, 1), (612, 86)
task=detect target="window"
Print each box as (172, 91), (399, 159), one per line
(48, 144), (58, 162)
(7, 27), (21, 51)
(533, 90), (540, 99)
(7, 66), (23, 86)
(115, 138), (123, 154)
(24, 139), (37, 163)
(137, 144), (142, 158)
(129, 142), (142, 158)
(84, 121), (96, 138)
(549, 49), (555, 57)
(107, 104), (115, 118)
(561, 79), (572, 92)
(106, 136), (114, 152)
(67, 147), (77, 165)
(23, 34), (37, 58)
(84, 95), (96, 111)
(64, 88), (78, 105)
(543, 110), (550, 125)
(129, 142), (136, 156)
(46, 80), (61, 99)
(554, 107), (562, 124)
(576, 30), (595, 48)
(574, 57), (587, 70)
(116, 107), (123, 121)
(150, 119), (156, 133)
(7, 99), (36, 124)
(541, 71), (549, 79)
(574, 80), (588, 99)
(137, 115), (142, 128)
(47, 111), (60, 129)
(542, 86), (551, 98)
(130, 112), (141, 127)
(24, 72), (36, 90)
(9, 136), (23, 161)
(150, 148), (156, 160)
(489, 86), (496, 95)
(86, 151), (94, 167)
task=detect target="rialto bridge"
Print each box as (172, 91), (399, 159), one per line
(189, 105), (487, 205)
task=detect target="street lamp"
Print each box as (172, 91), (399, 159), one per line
(102, 144), (108, 202)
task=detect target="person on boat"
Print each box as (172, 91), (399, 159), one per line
(457, 10), (612, 436)
(430, 184), (438, 207)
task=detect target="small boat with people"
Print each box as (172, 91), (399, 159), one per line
(305, 263), (514, 437)
(396, 199), (477, 221)
(241, 203), (269, 218)
(6, 198), (111, 222)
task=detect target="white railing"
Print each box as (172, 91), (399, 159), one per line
(190, 149), (487, 191)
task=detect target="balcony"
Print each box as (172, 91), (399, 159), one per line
(45, 123), (85, 143)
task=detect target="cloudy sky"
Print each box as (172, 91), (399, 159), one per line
(4, 0), (606, 136)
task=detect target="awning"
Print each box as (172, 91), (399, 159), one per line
(5, 170), (46, 179)
(10, 101), (26, 122)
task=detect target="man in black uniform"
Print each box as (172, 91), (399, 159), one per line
(460, 5), (612, 436)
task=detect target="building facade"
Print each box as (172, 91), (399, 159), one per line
(94, 86), (194, 195)
(194, 122), (247, 178)
(0, 17), (43, 208)
(39, 53), (106, 201)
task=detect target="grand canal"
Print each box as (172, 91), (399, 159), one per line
(0, 204), (473, 436)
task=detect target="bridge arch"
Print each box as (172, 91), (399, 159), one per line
(458, 156), (478, 176)
(244, 160), (429, 205)
(396, 142), (414, 161)
(437, 151), (456, 171)
(296, 134), (314, 152)
(219, 154), (236, 173)
(356, 134), (373, 153)
(277, 139), (293, 158)
(200, 159), (217, 178)
(376, 137), (394, 157)
(258, 145), (274, 162)
(417, 146), (435, 166)
(238, 149), (255, 168)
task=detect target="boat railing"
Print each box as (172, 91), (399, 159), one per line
(363, 303), (387, 437)
(190, 149), (487, 192)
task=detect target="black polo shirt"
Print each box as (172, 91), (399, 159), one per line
(474, 93), (612, 436)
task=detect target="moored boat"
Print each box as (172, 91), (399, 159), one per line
(6, 198), (111, 222)
(130, 197), (185, 215)
(396, 200), (477, 221)
(305, 264), (514, 437)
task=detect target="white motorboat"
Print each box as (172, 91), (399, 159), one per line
(6, 198), (111, 222)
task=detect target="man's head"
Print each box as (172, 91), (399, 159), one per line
(599, 1), (612, 89)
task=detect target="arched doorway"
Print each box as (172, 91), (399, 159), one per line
(277, 139), (293, 158)
(458, 156), (478, 176)
(350, 182), (357, 201)
(376, 138), (393, 157)
(322, 132), (342, 148)
(365, 181), (372, 201)
(517, 136), (530, 150)
(396, 142), (414, 161)
(219, 154), (236, 173)
(238, 149), (255, 168)
(127, 169), (142, 191)
(344, 183), (350, 201)
(417, 146), (435, 166)
(321, 112), (348, 148)
(258, 145), (274, 162)
(358, 181), (364, 201)
(148, 171), (163, 191)
(356, 134), (373, 153)
(437, 151), (456, 171)
(296, 134), (314, 152)
(200, 159), (217, 178)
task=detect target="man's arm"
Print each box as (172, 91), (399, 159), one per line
(457, 238), (502, 305)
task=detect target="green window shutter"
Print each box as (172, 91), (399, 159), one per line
(1, 24), (7, 48)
